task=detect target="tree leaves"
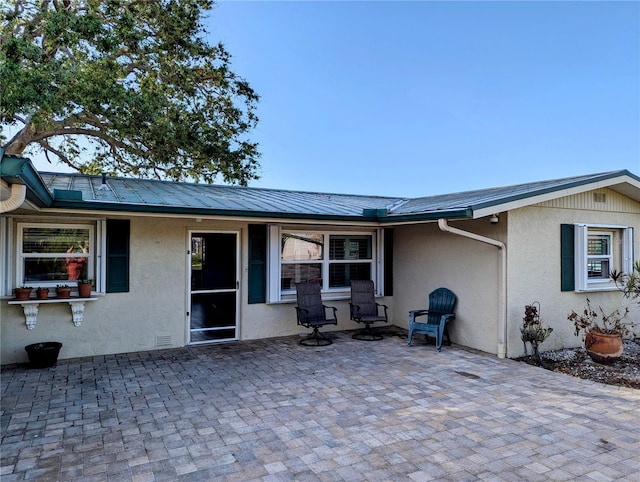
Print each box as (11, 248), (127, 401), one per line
(1, 0), (260, 185)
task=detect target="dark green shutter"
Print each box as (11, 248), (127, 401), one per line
(384, 228), (393, 296)
(560, 224), (575, 291)
(248, 224), (267, 304)
(106, 219), (130, 293)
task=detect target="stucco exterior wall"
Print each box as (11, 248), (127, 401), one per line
(506, 195), (640, 358)
(392, 219), (506, 355)
(1, 215), (367, 365)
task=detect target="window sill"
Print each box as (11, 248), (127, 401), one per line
(7, 297), (98, 329)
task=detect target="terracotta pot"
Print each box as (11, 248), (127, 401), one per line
(13, 288), (33, 301)
(78, 283), (92, 298)
(36, 289), (49, 300)
(584, 331), (623, 365)
(56, 287), (72, 299)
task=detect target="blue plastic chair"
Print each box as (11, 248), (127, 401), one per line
(408, 288), (457, 351)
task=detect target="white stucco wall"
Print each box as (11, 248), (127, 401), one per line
(392, 219), (506, 355)
(506, 194), (640, 358)
(1, 215), (370, 364)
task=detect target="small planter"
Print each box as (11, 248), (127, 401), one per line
(25, 342), (63, 368)
(13, 287), (33, 301)
(56, 287), (72, 299)
(77, 282), (92, 298)
(36, 288), (50, 300)
(584, 331), (623, 365)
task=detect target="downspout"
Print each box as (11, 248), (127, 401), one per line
(438, 218), (507, 358)
(0, 183), (27, 213)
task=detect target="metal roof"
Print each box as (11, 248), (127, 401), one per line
(3, 163), (638, 222)
(40, 172), (404, 220)
(393, 170), (640, 216)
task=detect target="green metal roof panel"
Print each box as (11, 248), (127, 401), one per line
(16, 169), (637, 221)
(40, 173), (404, 217)
(392, 170), (639, 216)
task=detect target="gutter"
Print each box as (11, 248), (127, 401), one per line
(0, 183), (27, 213)
(438, 218), (507, 359)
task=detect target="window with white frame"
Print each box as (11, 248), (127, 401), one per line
(586, 232), (612, 280)
(16, 223), (96, 289)
(269, 226), (381, 301)
(574, 224), (633, 291)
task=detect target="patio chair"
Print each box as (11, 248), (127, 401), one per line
(408, 287), (457, 351)
(294, 282), (338, 346)
(349, 280), (388, 340)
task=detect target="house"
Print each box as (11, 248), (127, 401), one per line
(2, 151), (639, 365)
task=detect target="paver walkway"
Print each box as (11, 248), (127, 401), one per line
(2, 329), (639, 481)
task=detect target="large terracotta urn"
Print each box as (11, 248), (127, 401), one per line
(584, 331), (623, 365)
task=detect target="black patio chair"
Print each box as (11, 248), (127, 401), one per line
(349, 280), (388, 340)
(294, 282), (338, 346)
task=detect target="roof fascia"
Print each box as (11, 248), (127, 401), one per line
(379, 208), (473, 224)
(50, 200), (474, 224)
(50, 200), (387, 223)
(472, 171), (640, 219)
(0, 154), (53, 207)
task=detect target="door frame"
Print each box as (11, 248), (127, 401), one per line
(186, 229), (240, 345)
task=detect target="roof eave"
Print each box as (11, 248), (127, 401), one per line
(471, 170), (640, 219)
(0, 153), (53, 207)
(51, 200), (386, 222)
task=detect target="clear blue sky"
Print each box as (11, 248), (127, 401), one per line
(28, 0), (640, 198)
(204, 0), (640, 197)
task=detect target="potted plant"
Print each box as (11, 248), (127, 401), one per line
(12, 286), (33, 301)
(520, 301), (553, 364)
(612, 261), (640, 303)
(25, 342), (63, 368)
(77, 279), (93, 298)
(55, 284), (72, 299)
(567, 297), (635, 365)
(36, 287), (50, 299)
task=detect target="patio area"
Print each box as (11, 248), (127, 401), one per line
(2, 328), (639, 481)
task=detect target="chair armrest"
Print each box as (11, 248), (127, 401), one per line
(439, 313), (456, 326)
(409, 309), (428, 323)
(323, 305), (338, 321)
(294, 306), (309, 321)
(376, 303), (389, 317)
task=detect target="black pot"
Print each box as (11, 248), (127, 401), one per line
(25, 342), (63, 368)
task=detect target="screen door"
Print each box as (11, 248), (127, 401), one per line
(189, 232), (238, 343)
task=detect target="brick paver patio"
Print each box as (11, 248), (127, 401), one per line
(2, 329), (639, 481)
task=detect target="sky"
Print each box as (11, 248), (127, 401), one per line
(33, 0), (640, 198)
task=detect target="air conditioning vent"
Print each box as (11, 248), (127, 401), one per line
(593, 192), (606, 203)
(156, 335), (172, 347)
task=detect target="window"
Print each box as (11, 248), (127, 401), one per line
(565, 224), (634, 292)
(17, 223), (95, 288)
(586, 232), (612, 280)
(269, 226), (381, 301)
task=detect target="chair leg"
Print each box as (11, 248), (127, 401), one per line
(300, 326), (332, 346)
(352, 323), (383, 341)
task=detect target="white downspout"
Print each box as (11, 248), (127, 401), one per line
(438, 218), (507, 359)
(0, 184), (27, 213)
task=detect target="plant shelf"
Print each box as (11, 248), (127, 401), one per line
(7, 298), (98, 329)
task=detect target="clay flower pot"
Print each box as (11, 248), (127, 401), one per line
(77, 281), (92, 298)
(56, 286), (72, 299)
(36, 288), (50, 300)
(13, 287), (33, 301)
(584, 331), (623, 365)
